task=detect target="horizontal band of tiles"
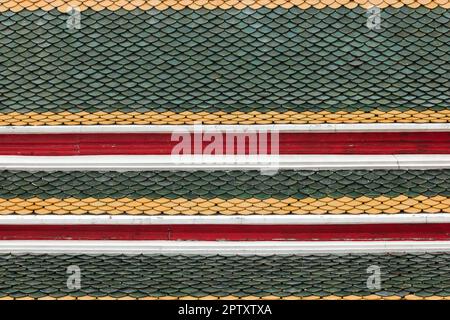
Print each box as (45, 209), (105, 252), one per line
(0, 253), (448, 297)
(1, 0), (449, 11)
(1, 196), (449, 214)
(1, 224), (449, 240)
(1, 8), (448, 116)
(1, 110), (449, 125)
(2, 132), (449, 155)
(2, 170), (449, 200)
(1, 295), (449, 300)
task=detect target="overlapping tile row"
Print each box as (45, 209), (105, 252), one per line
(1, 170), (449, 215)
(0, 7), (448, 125)
(1, 110), (450, 125)
(0, 253), (448, 299)
(1, 0), (450, 12)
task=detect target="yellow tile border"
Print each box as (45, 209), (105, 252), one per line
(0, 110), (449, 126)
(0, 0), (449, 12)
(1, 295), (449, 300)
(0, 195), (449, 215)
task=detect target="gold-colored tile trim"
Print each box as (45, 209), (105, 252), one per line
(0, 0), (448, 12)
(1, 195), (449, 215)
(1, 295), (449, 300)
(0, 110), (449, 126)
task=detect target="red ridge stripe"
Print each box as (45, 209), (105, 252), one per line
(0, 224), (449, 240)
(0, 132), (449, 155)
(0, 132), (450, 156)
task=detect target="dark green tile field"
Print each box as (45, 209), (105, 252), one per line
(0, 7), (448, 114)
(0, 253), (448, 298)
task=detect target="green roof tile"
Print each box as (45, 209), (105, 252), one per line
(0, 253), (448, 298)
(0, 7), (448, 114)
(0, 170), (449, 200)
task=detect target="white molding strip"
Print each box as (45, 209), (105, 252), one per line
(1, 123), (449, 134)
(0, 214), (449, 225)
(1, 155), (450, 171)
(0, 241), (449, 254)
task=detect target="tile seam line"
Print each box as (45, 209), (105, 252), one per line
(0, 3), (448, 12)
(0, 294), (450, 301)
(1, 154), (450, 170)
(1, 214), (449, 225)
(1, 295), (449, 300)
(1, 123), (450, 134)
(1, 240), (450, 254)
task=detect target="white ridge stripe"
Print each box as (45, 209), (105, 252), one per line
(0, 214), (449, 225)
(1, 123), (449, 134)
(1, 155), (450, 171)
(0, 241), (449, 254)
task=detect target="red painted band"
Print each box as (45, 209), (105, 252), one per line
(0, 132), (449, 155)
(0, 224), (449, 241)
